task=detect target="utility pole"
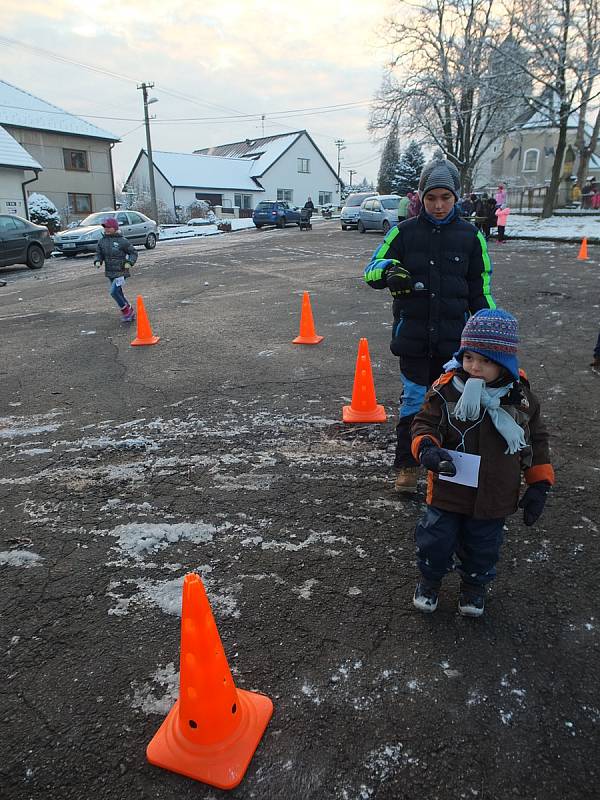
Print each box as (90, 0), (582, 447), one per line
(348, 169), (356, 188)
(335, 139), (346, 196)
(261, 114), (265, 136)
(137, 82), (159, 224)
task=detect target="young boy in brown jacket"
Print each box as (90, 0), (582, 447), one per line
(410, 309), (554, 617)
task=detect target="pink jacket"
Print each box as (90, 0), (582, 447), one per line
(496, 207), (510, 226)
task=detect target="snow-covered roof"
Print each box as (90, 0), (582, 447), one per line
(0, 125), (42, 170)
(194, 131), (304, 177)
(149, 150), (264, 191)
(0, 80), (119, 141)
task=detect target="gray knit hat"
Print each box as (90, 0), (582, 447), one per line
(418, 150), (461, 200)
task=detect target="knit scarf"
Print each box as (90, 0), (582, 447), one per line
(452, 376), (527, 455)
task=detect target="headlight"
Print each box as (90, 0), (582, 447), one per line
(82, 231), (100, 240)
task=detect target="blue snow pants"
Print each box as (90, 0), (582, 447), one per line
(415, 505), (505, 588)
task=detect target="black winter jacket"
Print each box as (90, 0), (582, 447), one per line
(95, 234), (138, 280)
(363, 212), (495, 360)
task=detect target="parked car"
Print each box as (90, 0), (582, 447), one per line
(0, 214), (54, 270)
(357, 195), (402, 234)
(252, 201), (302, 229)
(340, 192), (377, 230)
(53, 210), (158, 256)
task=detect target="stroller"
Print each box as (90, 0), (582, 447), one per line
(299, 208), (313, 230)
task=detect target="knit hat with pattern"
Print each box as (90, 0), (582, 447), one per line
(454, 308), (520, 382)
(418, 150), (461, 200)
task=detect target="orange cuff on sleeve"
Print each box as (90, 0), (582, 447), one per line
(411, 434), (441, 461)
(524, 464), (555, 486)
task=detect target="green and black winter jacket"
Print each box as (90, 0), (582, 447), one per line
(363, 212), (496, 360)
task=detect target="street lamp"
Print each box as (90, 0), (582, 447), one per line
(137, 82), (159, 224)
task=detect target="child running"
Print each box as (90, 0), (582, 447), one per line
(410, 308), (555, 617)
(94, 217), (137, 322)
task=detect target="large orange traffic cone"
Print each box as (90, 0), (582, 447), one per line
(292, 291), (323, 344)
(577, 237), (588, 260)
(131, 296), (160, 346)
(342, 338), (387, 423)
(146, 573), (273, 789)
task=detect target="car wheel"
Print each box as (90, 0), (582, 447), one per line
(382, 220), (391, 234)
(255, 224), (263, 228)
(26, 244), (45, 269)
(341, 224), (347, 230)
(277, 217), (286, 229)
(357, 221), (366, 234)
(144, 232), (157, 249)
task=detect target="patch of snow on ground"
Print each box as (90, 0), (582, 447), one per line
(0, 550), (43, 567)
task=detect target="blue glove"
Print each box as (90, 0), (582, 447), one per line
(384, 262), (412, 297)
(418, 438), (457, 476)
(518, 481), (551, 525)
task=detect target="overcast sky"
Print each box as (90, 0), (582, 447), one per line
(1, 0), (395, 187)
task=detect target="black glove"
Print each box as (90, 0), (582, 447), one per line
(385, 262), (412, 297)
(518, 481), (551, 526)
(418, 439), (457, 476)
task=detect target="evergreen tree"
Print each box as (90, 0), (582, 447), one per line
(395, 141), (425, 194)
(377, 124), (400, 194)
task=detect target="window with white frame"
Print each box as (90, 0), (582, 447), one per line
(319, 191), (332, 205)
(523, 149), (539, 172)
(234, 193), (253, 209)
(277, 189), (293, 202)
(297, 158), (310, 173)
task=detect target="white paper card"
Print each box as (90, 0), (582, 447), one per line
(438, 450), (481, 488)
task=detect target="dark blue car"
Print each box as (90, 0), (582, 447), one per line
(252, 201), (302, 229)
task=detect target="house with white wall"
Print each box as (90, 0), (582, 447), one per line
(0, 125), (43, 217)
(123, 150), (265, 220)
(0, 80), (119, 223)
(195, 130), (341, 209)
(123, 130), (341, 220)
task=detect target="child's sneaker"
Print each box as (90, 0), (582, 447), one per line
(458, 587), (485, 617)
(394, 466), (419, 494)
(121, 304), (135, 322)
(413, 581), (439, 613)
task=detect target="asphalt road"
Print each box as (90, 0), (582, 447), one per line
(1, 221), (598, 800)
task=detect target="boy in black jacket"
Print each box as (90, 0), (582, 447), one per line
(364, 152), (496, 494)
(94, 217), (138, 322)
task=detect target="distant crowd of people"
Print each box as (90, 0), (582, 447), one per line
(397, 183), (511, 242)
(572, 177), (600, 209)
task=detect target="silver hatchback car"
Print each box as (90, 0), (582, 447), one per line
(53, 210), (158, 256)
(357, 195), (402, 234)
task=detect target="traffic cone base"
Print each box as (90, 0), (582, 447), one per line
(293, 291), (323, 345)
(577, 237), (588, 260)
(147, 689), (273, 789)
(343, 337), (387, 424)
(342, 402), (387, 423)
(131, 295), (160, 346)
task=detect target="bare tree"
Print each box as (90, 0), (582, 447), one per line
(369, 0), (530, 190)
(506, 0), (600, 216)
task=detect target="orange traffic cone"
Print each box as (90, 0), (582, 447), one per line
(146, 573), (273, 789)
(577, 237), (588, 260)
(343, 338), (387, 423)
(292, 291), (323, 345)
(131, 295), (160, 346)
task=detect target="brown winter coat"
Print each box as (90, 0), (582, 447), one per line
(411, 370), (555, 519)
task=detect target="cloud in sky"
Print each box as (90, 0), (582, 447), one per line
(1, 0), (396, 185)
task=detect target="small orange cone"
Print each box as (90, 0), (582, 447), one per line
(577, 237), (588, 260)
(342, 338), (387, 423)
(131, 295), (160, 346)
(292, 291), (323, 345)
(146, 573), (273, 789)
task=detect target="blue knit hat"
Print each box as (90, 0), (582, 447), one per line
(454, 308), (520, 382)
